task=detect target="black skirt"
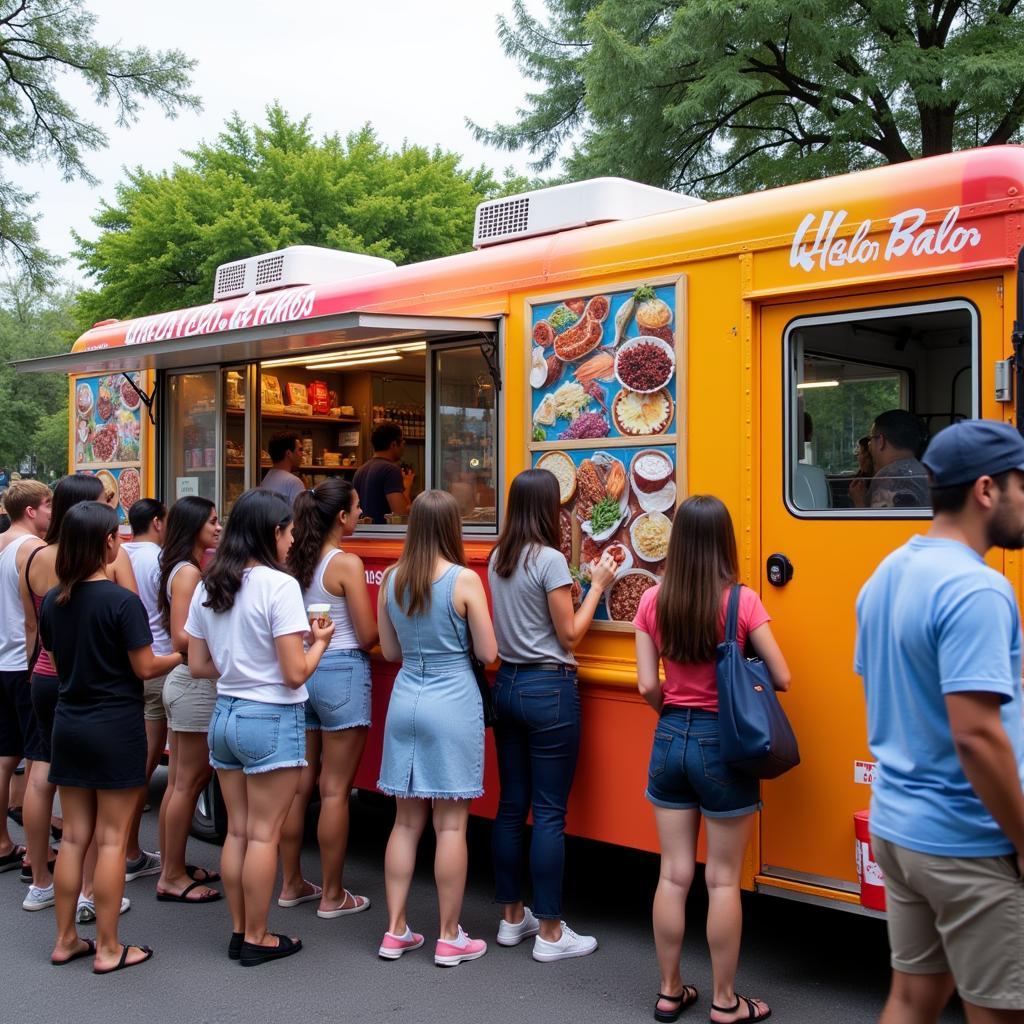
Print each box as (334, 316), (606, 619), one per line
(49, 701), (146, 790)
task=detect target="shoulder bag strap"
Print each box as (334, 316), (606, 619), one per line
(724, 583), (743, 645)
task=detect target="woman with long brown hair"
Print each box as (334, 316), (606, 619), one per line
(634, 496), (789, 1024)
(487, 468), (615, 962)
(278, 479), (377, 917)
(376, 490), (497, 967)
(41, 501), (182, 972)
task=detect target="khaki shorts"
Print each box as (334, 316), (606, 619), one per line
(873, 834), (1024, 1010)
(163, 664), (217, 733)
(143, 674), (167, 722)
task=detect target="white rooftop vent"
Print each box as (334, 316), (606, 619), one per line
(213, 245), (396, 302)
(473, 177), (704, 248)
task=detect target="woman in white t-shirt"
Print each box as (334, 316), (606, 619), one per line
(185, 489), (334, 968)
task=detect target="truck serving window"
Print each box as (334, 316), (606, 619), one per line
(784, 301), (978, 516)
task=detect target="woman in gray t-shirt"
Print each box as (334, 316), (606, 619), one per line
(487, 469), (615, 963)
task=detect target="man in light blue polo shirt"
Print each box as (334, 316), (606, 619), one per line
(856, 419), (1024, 1020)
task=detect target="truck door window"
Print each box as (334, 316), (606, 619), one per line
(785, 301), (977, 516)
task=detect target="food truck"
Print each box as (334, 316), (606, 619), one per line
(19, 144), (1024, 915)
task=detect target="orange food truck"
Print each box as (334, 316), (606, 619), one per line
(18, 144), (1024, 916)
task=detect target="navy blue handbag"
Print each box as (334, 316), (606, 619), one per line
(715, 585), (800, 779)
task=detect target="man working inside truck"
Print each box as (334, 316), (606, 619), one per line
(850, 409), (930, 510)
(259, 432), (305, 506)
(353, 422), (413, 525)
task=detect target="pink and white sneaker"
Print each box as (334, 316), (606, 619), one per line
(434, 925), (487, 967)
(378, 927), (425, 960)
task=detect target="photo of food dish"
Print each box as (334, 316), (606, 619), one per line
(576, 451), (630, 541)
(76, 382), (94, 416)
(118, 467), (141, 511)
(530, 283), (677, 444)
(612, 388), (673, 436)
(73, 373), (144, 471)
(120, 375), (142, 410)
(607, 569), (659, 623)
(536, 451), (577, 504)
(630, 511), (672, 563)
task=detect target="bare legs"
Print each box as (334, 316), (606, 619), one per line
(51, 785), (149, 970)
(156, 731), (215, 899)
(383, 797), (470, 941)
(217, 767), (300, 947)
(652, 806), (701, 1015)
(23, 759), (55, 887)
(279, 731), (321, 903)
(0, 754), (19, 856)
(126, 716), (167, 862)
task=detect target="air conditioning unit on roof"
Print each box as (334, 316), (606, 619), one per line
(213, 245), (396, 302)
(473, 177), (704, 248)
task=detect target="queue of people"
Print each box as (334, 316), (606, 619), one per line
(2, 416), (1022, 1020)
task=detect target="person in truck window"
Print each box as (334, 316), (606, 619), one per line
(352, 422), (413, 525)
(850, 409), (930, 510)
(41, 500), (182, 973)
(260, 433), (305, 506)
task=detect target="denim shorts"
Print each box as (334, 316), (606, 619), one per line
(208, 695), (307, 775)
(304, 649), (372, 731)
(645, 706), (761, 818)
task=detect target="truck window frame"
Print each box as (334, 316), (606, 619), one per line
(782, 298), (979, 520)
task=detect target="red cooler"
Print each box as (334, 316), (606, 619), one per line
(854, 810), (886, 911)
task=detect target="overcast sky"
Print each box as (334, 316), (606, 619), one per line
(7, 0), (545, 285)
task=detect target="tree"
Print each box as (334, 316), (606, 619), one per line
(0, 279), (76, 477)
(474, 0), (1024, 196)
(73, 105), (519, 325)
(0, 0), (199, 285)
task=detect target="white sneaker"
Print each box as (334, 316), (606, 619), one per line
(532, 921), (598, 962)
(22, 884), (56, 911)
(497, 906), (540, 946)
(75, 895), (130, 923)
(124, 850), (161, 881)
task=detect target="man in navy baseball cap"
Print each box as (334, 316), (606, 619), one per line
(856, 417), (1024, 1020)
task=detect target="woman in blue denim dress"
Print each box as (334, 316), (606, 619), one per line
(279, 478), (378, 918)
(376, 490), (497, 967)
(487, 469), (616, 963)
(634, 496), (790, 1024)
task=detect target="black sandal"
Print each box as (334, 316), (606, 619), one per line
(239, 933), (302, 967)
(228, 931), (244, 961)
(155, 879), (222, 903)
(51, 938), (95, 966)
(92, 944), (154, 975)
(0, 844), (25, 873)
(186, 864), (221, 883)
(710, 995), (771, 1023)
(655, 986), (698, 1022)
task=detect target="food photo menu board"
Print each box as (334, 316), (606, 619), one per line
(73, 372), (146, 523)
(527, 277), (684, 628)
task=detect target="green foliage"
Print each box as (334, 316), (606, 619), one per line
(475, 0), (1024, 195)
(804, 379), (901, 476)
(0, 0), (198, 285)
(0, 280), (75, 477)
(74, 105), (523, 326)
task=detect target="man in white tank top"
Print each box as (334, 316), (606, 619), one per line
(0, 481), (50, 871)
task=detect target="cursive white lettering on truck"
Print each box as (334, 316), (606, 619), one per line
(789, 207), (981, 273)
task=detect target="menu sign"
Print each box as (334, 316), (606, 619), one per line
(527, 278), (684, 627)
(73, 372), (146, 522)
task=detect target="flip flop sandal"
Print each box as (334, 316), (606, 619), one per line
(655, 986), (698, 1022)
(155, 880), (222, 904)
(278, 883), (322, 908)
(186, 864), (220, 883)
(51, 938), (96, 966)
(93, 944), (154, 975)
(710, 996), (771, 1023)
(0, 845), (26, 873)
(316, 889), (371, 918)
(239, 933), (302, 967)
(228, 931), (244, 961)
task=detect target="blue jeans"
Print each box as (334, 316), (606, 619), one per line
(491, 663), (580, 920)
(645, 706), (761, 817)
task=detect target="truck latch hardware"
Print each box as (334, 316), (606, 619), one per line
(120, 372), (157, 426)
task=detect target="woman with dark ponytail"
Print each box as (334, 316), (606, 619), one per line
(41, 501), (181, 972)
(154, 496), (222, 903)
(278, 480), (377, 917)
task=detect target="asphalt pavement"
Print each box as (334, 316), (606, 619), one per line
(0, 770), (964, 1024)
